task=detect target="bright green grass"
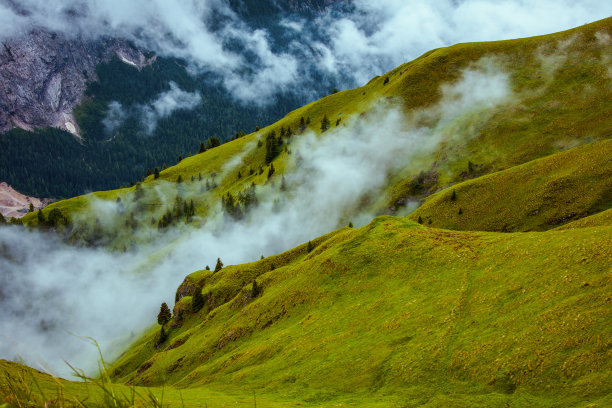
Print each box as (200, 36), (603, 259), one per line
(9, 17), (612, 408)
(102, 216), (612, 407)
(409, 139), (612, 231)
(4, 218), (611, 407)
(0, 359), (294, 407)
(21, 17), (612, 234)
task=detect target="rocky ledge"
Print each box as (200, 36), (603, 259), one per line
(0, 30), (151, 136)
(0, 181), (53, 219)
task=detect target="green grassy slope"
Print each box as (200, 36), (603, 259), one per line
(0, 359), (294, 407)
(554, 208), (612, 230)
(7, 17), (612, 408)
(3, 220), (611, 407)
(106, 217), (612, 407)
(21, 17), (612, 235)
(408, 139), (612, 231)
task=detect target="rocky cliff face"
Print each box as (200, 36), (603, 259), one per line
(0, 31), (150, 136)
(0, 182), (52, 219)
(0, 1), (341, 137)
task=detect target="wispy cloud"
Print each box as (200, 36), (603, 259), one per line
(0, 58), (515, 377)
(2, 1), (610, 103)
(102, 82), (201, 135)
(139, 82), (201, 134)
(311, 0), (612, 84)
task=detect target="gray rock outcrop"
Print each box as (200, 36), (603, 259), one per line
(0, 30), (150, 135)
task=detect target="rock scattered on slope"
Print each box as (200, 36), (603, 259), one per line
(0, 182), (52, 219)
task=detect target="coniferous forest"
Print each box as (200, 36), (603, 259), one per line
(0, 56), (306, 198)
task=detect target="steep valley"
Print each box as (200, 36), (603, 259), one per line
(1, 14), (612, 408)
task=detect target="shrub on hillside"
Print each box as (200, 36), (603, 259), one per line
(157, 302), (172, 326)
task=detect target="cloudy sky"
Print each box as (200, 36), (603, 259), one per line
(1, 0), (611, 101)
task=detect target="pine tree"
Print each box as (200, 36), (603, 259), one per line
(146, 168), (152, 177)
(177, 155), (183, 163)
(265, 130), (282, 164)
(320, 114), (330, 132)
(348, 221), (354, 228)
(199, 141), (206, 153)
(206, 137), (220, 149)
(47, 208), (67, 227)
(0, 212), (6, 224)
(458, 208), (463, 215)
(307, 241), (313, 253)
(267, 163), (275, 179)
(154, 167), (160, 179)
(134, 183), (144, 200)
(251, 280), (261, 298)
(214, 257), (224, 272)
(157, 326), (168, 345)
(37, 209), (45, 225)
(157, 302), (172, 326)
(468, 161), (475, 173)
(205, 265), (210, 271)
(418, 216), (423, 224)
(451, 190), (457, 201)
(299, 116), (306, 132)
(177, 175), (183, 184)
(192, 287), (205, 312)
(28, 203), (34, 213)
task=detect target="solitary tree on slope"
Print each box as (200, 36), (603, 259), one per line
(157, 302), (172, 326)
(214, 257), (224, 273)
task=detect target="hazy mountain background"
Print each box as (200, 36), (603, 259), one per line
(1, 0), (611, 199)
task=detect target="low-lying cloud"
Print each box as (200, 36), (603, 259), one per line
(101, 100), (126, 134)
(102, 82), (201, 135)
(313, 0), (612, 84)
(0, 59), (515, 377)
(139, 82), (201, 134)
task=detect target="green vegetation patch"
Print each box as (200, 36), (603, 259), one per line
(105, 216), (612, 407)
(409, 139), (612, 231)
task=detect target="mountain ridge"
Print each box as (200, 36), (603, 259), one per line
(2, 16), (612, 408)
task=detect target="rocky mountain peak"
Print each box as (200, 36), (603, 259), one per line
(0, 30), (151, 136)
